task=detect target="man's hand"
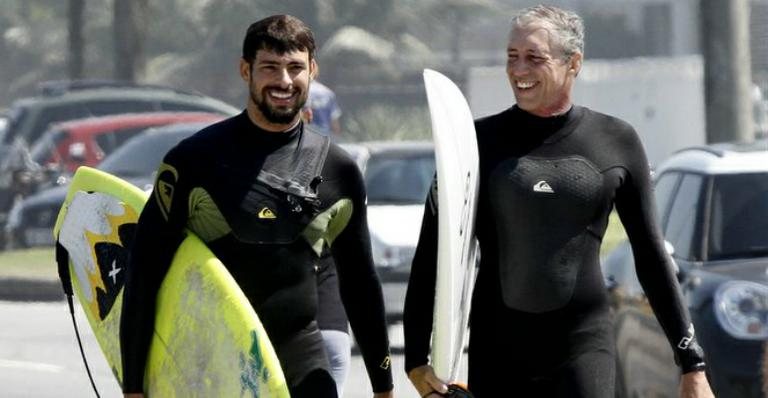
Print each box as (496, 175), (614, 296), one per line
(679, 370), (714, 398)
(408, 364), (449, 397)
(373, 390), (394, 398)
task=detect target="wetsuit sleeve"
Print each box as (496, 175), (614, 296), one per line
(327, 156), (394, 393)
(613, 129), (706, 373)
(119, 144), (191, 393)
(403, 176), (438, 374)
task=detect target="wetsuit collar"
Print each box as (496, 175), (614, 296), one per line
(237, 111), (302, 146)
(509, 105), (583, 144)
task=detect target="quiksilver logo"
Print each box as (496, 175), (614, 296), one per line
(258, 207), (277, 219)
(533, 180), (554, 193)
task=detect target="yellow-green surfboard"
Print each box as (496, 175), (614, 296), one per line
(53, 166), (289, 397)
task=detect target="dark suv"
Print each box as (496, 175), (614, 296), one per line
(603, 142), (768, 398)
(0, 81), (238, 245)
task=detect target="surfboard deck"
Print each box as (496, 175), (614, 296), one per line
(53, 166), (289, 397)
(423, 69), (480, 382)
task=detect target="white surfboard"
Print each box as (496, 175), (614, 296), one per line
(423, 69), (480, 382)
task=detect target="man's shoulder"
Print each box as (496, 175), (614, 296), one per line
(165, 114), (241, 162)
(474, 107), (514, 134)
(578, 106), (635, 133)
(325, 142), (358, 170)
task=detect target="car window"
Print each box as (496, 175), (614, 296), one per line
(664, 173), (704, 260)
(3, 106), (26, 144)
(99, 131), (193, 177)
(365, 152), (435, 205)
(708, 173), (768, 260)
(29, 129), (67, 165)
(27, 104), (91, 144)
(653, 171), (681, 229)
(93, 126), (155, 156)
(86, 100), (156, 116)
(159, 101), (214, 112)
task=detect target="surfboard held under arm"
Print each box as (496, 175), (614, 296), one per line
(423, 69), (480, 384)
(53, 166), (289, 397)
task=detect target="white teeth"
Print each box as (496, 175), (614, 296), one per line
(269, 90), (292, 99)
(516, 81), (536, 89)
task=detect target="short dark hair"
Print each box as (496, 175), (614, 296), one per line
(242, 15), (316, 64)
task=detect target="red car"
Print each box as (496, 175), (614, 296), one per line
(29, 112), (224, 172)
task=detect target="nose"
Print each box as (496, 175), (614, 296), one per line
(276, 67), (292, 88)
(508, 59), (529, 76)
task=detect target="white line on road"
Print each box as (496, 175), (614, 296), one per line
(0, 359), (64, 373)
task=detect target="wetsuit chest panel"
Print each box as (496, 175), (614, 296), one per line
(489, 155), (605, 312)
(205, 162), (314, 245)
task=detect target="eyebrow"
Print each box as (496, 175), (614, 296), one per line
(256, 58), (307, 66)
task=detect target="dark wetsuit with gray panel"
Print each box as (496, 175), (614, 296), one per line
(404, 105), (705, 397)
(120, 112), (392, 397)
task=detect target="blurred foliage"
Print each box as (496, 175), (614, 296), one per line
(342, 103), (431, 142)
(0, 0), (503, 111)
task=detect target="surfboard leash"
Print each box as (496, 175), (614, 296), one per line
(56, 240), (102, 398)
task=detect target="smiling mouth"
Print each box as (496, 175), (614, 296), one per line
(267, 89), (296, 102)
(516, 80), (537, 90)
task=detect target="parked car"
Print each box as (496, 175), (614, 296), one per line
(602, 142), (768, 398)
(341, 141), (435, 322)
(0, 80), (238, 245)
(29, 112), (224, 173)
(4, 122), (211, 248)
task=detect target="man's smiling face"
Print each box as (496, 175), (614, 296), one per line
(506, 24), (581, 117)
(241, 48), (316, 130)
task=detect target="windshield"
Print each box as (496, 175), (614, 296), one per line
(99, 131), (191, 177)
(365, 151), (435, 205)
(708, 173), (768, 260)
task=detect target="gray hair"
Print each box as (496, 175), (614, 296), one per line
(510, 5), (584, 60)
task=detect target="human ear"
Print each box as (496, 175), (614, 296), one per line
(239, 58), (251, 82)
(569, 52), (583, 76)
(310, 58), (318, 80)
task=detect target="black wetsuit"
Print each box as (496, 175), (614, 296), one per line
(404, 105), (705, 397)
(120, 112), (392, 396)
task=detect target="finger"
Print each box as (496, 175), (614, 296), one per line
(426, 375), (449, 394)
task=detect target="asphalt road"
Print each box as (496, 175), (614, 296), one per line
(0, 300), (464, 397)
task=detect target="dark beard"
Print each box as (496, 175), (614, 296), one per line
(250, 85), (306, 125)
(252, 92), (301, 124)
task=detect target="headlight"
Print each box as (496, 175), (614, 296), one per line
(714, 280), (768, 339)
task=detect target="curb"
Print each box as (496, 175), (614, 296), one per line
(0, 277), (64, 302)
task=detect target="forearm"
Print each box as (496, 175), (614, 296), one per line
(403, 194), (439, 373)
